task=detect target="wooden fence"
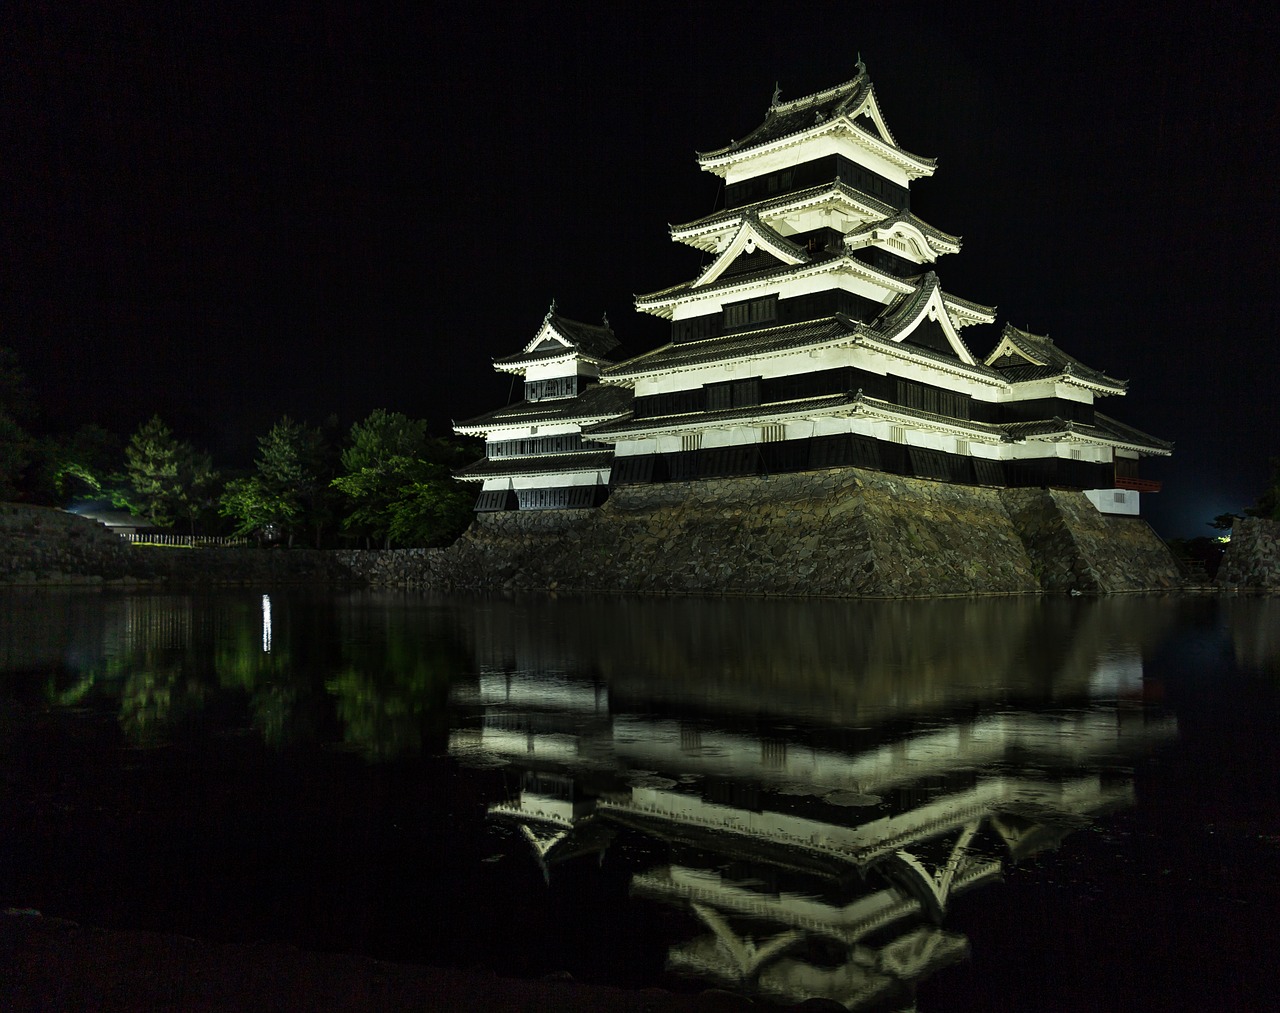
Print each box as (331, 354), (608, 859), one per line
(119, 533), (250, 548)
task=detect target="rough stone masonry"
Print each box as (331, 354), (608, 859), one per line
(2, 469), (1191, 595)
(339, 468), (1185, 596)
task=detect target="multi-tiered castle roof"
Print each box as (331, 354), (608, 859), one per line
(456, 64), (1170, 514)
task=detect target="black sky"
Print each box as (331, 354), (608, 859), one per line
(3, 1), (1278, 537)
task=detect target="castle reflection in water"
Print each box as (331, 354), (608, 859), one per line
(6, 590), (1275, 1007)
(445, 596), (1181, 1008)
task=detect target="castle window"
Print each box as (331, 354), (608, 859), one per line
(525, 375), (579, 401)
(722, 295), (777, 331)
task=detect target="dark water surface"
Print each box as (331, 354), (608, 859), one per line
(1, 589), (1277, 1010)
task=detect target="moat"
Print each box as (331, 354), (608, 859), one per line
(2, 590), (1277, 1009)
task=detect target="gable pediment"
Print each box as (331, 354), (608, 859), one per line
(887, 280), (977, 364)
(522, 321), (574, 357)
(846, 86), (897, 148)
(984, 332), (1046, 367)
(693, 219), (805, 288)
(846, 220), (937, 264)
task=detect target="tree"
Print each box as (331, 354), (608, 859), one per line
(173, 450), (221, 535)
(1243, 457), (1280, 522)
(218, 475), (285, 542)
(38, 424), (125, 504)
(124, 416), (218, 531)
(219, 416), (335, 546)
(331, 410), (474, 549)
(125, 416), (185, 527)
(256, 416), (335, 546)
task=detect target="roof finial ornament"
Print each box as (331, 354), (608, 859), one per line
(547, 298), (558, 320)
(602, 311), (610, 329)
(770, 81), (781, 108)
(856, 52), (866, 75)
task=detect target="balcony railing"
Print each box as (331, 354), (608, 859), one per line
(1114, 475), (1162, 493)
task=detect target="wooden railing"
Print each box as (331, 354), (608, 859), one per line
(1114, 475), (1162, 493)
(120, 533), (250, 548)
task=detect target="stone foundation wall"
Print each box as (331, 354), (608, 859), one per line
(3, 471), (1185, 597)
(0, 504), (357, 586)
(1218, 517), (1280, 590)
(0, 504), (135, 583)
(340, 468), (1182, 597)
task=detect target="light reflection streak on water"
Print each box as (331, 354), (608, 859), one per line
(262, 594), (272, 654)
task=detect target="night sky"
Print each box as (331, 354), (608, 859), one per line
(4, 2), (1278, 537)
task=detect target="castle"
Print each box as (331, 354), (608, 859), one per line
(455, 64), (1169, 518)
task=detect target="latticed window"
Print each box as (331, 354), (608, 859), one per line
(761, 424), (785, 443)
(721, 295), (778, 331)
(890, 425), (906, 444)
(524, 376), (579, 401)
(681, 434), (702, 452)
(488, 433), (594, 458)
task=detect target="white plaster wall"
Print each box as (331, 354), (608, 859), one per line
(1084, 488), (1140, 515)
(486, 422), (583, 442)
(525, 360), (600, 382)
(480, 471), (609, 492)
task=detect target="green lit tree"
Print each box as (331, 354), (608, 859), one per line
(173, 450), (220, 535)
(124, 416), (218, 532)
(331, 409), (473, 549)
(219, 416), (336, 545)
(40, 424), (124, 503)
(124, 416), (185, 527)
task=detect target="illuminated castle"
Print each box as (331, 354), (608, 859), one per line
(457, 64), (1170, 515)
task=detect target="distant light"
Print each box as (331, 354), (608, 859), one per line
(262, 594), (273, 653)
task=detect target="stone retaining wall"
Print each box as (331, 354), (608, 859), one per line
(339, 468), (1182, 596)
(3, 470), (1186, 596)
(1218, 517), (1280, 590)
(0, 504), (357, 587)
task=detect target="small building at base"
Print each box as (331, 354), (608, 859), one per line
(453, 306), (630, 511)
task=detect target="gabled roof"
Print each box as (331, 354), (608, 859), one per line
(671, 180), (896, 248)
(843, 210), (961, 260)
(605, 301), (1007, 389)
(590, 388), (1008, 444)
(604, 317), (862, 380)
(1003, 413), (1172, 454)
(634, 246), (916, 319)
(1093, 412), (1173, 453)
(985, 324), (1126, 394)
(697, 65), (937, 179)
(669, 182), (957, 256)
(453, 383), (632, 435)
(587, 392), (859, 439)
(493, 307), (620, 372)
(865, 272), (993, 361)
(690, 215), (807, 288)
